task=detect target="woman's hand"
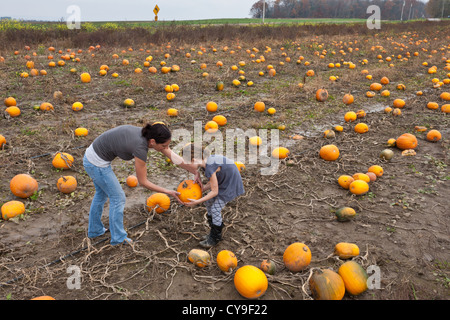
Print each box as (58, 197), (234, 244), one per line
(194, 170), (203, 188)
(167, 190), (183, 204)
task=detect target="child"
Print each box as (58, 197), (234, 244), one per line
(182, 144), (244, 248)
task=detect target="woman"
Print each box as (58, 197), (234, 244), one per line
(83, 122), (199, 246)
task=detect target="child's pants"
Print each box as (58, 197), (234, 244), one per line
(205, 197), (227, 226)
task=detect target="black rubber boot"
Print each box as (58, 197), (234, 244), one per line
(202, 215), (213, 240)
(199, 223), (223, 248)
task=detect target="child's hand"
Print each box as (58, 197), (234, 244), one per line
(183, 199), (201, 207)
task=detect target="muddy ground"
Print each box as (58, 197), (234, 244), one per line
(0, 24), (449, 301)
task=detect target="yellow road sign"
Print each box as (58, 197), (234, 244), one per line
(153, 5), (160, 15)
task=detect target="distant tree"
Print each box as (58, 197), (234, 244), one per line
(426, 0), (450, 18)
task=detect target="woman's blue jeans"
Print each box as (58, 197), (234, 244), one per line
(83, 155), (129, 245)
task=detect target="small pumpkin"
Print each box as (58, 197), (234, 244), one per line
(369, 82), (382, 91)
(188, 249), (211, 267)
(368, 165), (383, 177)
(234, 265), (268, 299)
(74, 128), (88, 137)
(212, 115), (227, 126)
(40, 102), (54, 111)
(204, 121), (219, 133)
(342, 93), (354, 105)
(30, 296), (56, 300)
(126, 175), (138, 188)
(146, 193), (171, 213)
(216, 250), (238, 273)
(334, 242), (360, 259)
(177, 180), (202, 203)
(380, 149), (394, 160)
(316, 88), (329, 102)
(319, 144), (340, 161)
(249, 136), (262, 146)
(0, 134), (6, 148)
(426, 129), (441, 142)
(235, 161), (245, 172)
(4, 96), (17, 107)
(5, 106), (21, 117)
(283, 242), (312, 272)
(271, 147), (290, 159)
(52, 152), (74, 169)
(10, 174), (38, 199)
(56, 176), (77, 194)
(80, 72), (91, 83)
(338, 261), (368, 295)
(349, 180), (369, 195)
(354, 123), (369, 134)
(395, 133), (418, 150)
(254, 101), (265, 112)
(344, 111), (357, 122)
(335, 207), (356, 222)
(337, 175), (354, 189)
(1, 200), (26, 220)
(309, 269), (345, 300)
(393, 99), (406, 108)
(206, 101), (218, 112)
(260, 259), (276, 275)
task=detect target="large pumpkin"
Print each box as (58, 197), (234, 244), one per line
(56, 176), (77, 194)
(309, 269), (345, 300)
(216, 250), (238, 273)
(52, 152), (74, 169)
(1, 200), (26, 220)
(234, 265), (268, 299)
(395, 133), (418, 150)
(188, 249), (211, 267)
(283, 242), (311, 272)
(10, 174), (38, 198)
(338, 261), (368, 295)
(146, 193), (171, 213)
(177, 180), (202, 203)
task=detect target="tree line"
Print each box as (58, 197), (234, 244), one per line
(249, 0), (449, 20)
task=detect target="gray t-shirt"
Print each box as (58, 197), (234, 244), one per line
(92, 125), (148, 162)
(204, 155), (245, 203)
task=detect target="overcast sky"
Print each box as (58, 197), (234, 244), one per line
(0, 0), (259, 21)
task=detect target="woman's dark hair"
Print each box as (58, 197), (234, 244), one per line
(142, 123), (171, 144)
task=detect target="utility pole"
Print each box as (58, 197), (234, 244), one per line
(442, 0), (445, 19)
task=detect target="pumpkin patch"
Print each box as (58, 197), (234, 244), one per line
(0, 19), (448, 301)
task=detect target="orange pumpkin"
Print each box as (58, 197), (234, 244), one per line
(5, 105), (20, 117)
(368, 165), (384, 177)
(40, 102), (54, 111)
(427, 102), (439, 110)
(188, 249), (211, 267)
(30, 296), (56, 300)
(254, 101), (265, 112)
(283, 242), (311, 272)
(0, 134), (6, 148)
(393, 99), (406, 108)
(319, 144), (340, 161)
(395, 133), (418, 150)
(344, 111), (357, 122)
(334, 242), (360, 259)
(342, 93), (354, 105)
(338, 261), (368, 295)
(234, 265), (268, 299)
(316, 88), (329, 102)
(216, 250), (238, 273)
(74, 128), (88, 137)
(1, 200), (26, 220)
(80, 72), (91, 83)
(126, 175), (138, 187)
(426, 129), (441, 142)
(4, 97), (17, 107)
(56, 176), (77, 194)
(335, 207), (356, 222)
(146, 193), (171, 213)
(177, 180), (202, 203)
(309, 269), (345, 300)
(271, 147), (290, 159)
(349, 180), (369, 195)
(10, 174), (38, 199)
(206, 101), (218, 112)
(52, 152), (74, 169)
(338, 175), (354, 189)
(369, 82), (382, 91)
(212, 115), (227, 126)
(354, 123), (369, 134)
